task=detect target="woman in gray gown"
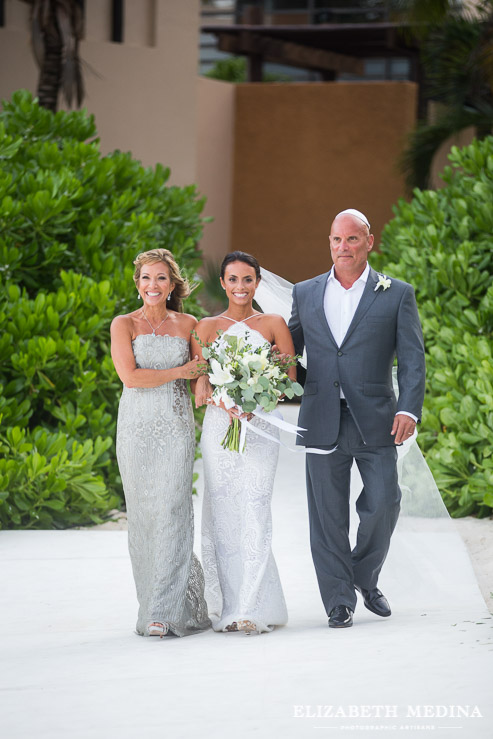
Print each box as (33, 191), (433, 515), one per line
(111, 248), (211, 638)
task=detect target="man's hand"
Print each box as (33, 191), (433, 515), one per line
(271, 344), (293, 368)
(391, 414), (416, 445)
(194, 374), (213, 407)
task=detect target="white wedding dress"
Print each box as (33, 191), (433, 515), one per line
(200, 319), (288, 633)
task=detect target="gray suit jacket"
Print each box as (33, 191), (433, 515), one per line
(288, 266), (426, 447)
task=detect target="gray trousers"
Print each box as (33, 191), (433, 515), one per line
(306, 403), (401, 615)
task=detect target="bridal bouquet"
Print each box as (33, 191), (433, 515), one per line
(194, 330), (303, 452)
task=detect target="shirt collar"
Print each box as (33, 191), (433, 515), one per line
(328, 262), (370, 287)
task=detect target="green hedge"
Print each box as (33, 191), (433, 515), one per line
(0, 90), (205, 528)
(372, 136), (493, 516)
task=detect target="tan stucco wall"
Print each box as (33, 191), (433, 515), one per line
(196, 77), (235, 264)
(230, 82), (417, 282)
(0, 0), (200, 186)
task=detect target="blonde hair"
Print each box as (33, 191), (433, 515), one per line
(133, 248), (190, 312)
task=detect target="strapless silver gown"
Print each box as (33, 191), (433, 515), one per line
(116, 334), (211, 637)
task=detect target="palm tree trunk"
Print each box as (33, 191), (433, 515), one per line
(37, 4), (62, 112)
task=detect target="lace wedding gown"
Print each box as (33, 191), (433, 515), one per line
(201, 320), (288, 633)
(116, 334), (211, 637)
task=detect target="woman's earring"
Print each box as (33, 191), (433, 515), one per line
(137, 292), (142, 300)
(167, 293), (171, 302)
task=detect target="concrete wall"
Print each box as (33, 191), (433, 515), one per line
(230, 82), (418, 282)
(0, 0), (200, 186)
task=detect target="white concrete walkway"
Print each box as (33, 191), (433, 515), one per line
(1, 406), (492, 739)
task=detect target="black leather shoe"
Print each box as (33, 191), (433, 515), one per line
(355, 586), (391, 617)
(328, 605), (353, 628)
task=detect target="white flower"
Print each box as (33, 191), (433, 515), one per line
(240, 353), (259, 368)
(241, 351), (269, 371)
(213, 387), (236, 409)
(209, 358), (234, 386)
(214, 336), (228, 352)
(374, 274), (391, 292)
(259, 348), (270, 368)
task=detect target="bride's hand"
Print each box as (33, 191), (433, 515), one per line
(206, 398), (237, 421)
(194, 372), (213, 406)
(224, 406), (253, 424)
(229, 408), (254, 423)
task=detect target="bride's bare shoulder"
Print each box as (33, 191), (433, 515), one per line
(196, 315), (223, 328)
(195, 315), (223, 339)
(256, 313), (288, 331)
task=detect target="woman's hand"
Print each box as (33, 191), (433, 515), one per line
(194, 374), (214, 406)
(180, 356), (208, 381)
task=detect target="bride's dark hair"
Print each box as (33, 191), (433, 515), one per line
(220, 251), (261, 281)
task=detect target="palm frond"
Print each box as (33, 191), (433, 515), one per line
(472, 13), (493, 95)
(389, 0), (483, 29)
(400, 105), (493, 190)
(421, 19), (483, 106)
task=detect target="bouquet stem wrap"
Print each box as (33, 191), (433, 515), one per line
(223, 406), (337, 456)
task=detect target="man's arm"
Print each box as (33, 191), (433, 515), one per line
(389, 286), (425, 444)
(395, 285), (426, 420)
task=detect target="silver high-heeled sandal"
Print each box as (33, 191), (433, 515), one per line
(148, 622), (169, 638)
(237, 619), (260, 636)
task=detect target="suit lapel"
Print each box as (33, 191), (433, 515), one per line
(340, 266), (380, 347)
(314, 272), (338, 348)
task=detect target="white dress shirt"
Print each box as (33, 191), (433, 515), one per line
(324, 263), (370, 348)
(323, 263), (417, 421)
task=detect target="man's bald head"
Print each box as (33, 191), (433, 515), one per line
(332, 209), (371, 233)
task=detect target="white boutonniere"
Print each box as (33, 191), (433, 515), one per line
(374, 274), (391, 292)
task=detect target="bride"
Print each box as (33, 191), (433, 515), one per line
(191, 251), (296, 634)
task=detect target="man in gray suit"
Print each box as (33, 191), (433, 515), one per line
(288, 209), (425, 628)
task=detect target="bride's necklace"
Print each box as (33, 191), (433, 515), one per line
(142, 308), (169, 336)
